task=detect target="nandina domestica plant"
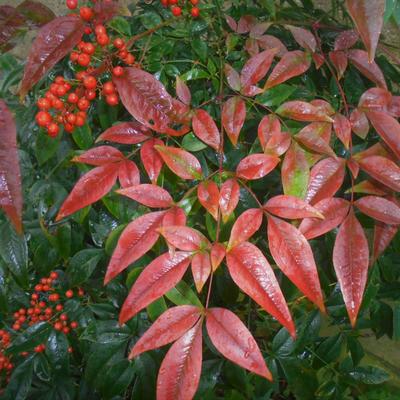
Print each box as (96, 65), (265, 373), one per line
(1, 0), (400, 398)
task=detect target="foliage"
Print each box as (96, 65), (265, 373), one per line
(1, 0), (400, 399)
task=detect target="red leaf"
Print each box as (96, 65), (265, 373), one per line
(299, 198), (350, 240)
(236, 154), (279, 180)
(351, 180), (388, 196)
(93, 0), (130, 24)
(19, 15), (85, 97)
(333, 113), (352, 149)
(354, 196), (400, 224)
(267, 215), (325, 311)
(258, 115), (281, 151)
(350, 109), (369, 139)
(222, 96), (246, 146)
(237, 15), (257, 34)
(192, 109), (220, 151)
(348, 49), (387, 89)
(104, 211), (166, 284)
(159, 225), (210, 251)
(387, 96), (400, 118)
(333, 208), (369, 326)
(312, 53), (325, 69)
(113, 67), (177, 133)
(264, 50), (311, 90)
(347, 158), (360, 180)
(56, 163), (119, 221)
(240, 48), (277, 90)
(359, 88), (392, 110)
(96, 122), (150, 144)
(249, 22), (271, 39)
(265, 130), (291, 157)
(140, 138), (164, 184)
(258, 35), (288, 57)
(296, 122), (335, 158)
(219, 178), (240, 223)
(366, 110), (400, 160)
(310, 100), (335, 116)
(345, 0), (384, 62)
(334, 30), (359, 51)
(225, 15), (237, 32)
(226, 242), (295, 337)
(211, 243), (226, 271)
(197, 181), (219, 220)
(264, 195), (324, 220)
(155, 145), (203, 180)
(117, 184), (173, 208)
(277, 101), (334, 123)
(285, 25), (316, 52)
(156, 320), (203, 400)
(191, 252), (211, 292)
(228, 208), (263, 250)
(358, 155), (400, 192)
(129, 305), (201, 359)
(305, 157), (345, 205)
(119, 251), (192, 323)
(176, 76), (191, 105)
(206, 308), (272, 380)
(72, 146), (124, 166)
(245, 38), (259, 57)
(373, 221), (399, 263)
(0, 101), (22, 233)
(162, 206), (186, 228)
(118, 160), (140, 188)
(281, 142), (310, 199)
(329, 50), (348, 79)
(224, 64), (241, 91)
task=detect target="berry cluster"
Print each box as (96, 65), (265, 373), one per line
(160, 0), (200, 18)
(0, 331), (12, 387)
(35, 1), (139, 137)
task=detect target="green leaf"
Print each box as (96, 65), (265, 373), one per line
(109, 16), (131, 36)
(4, 356), (34, 400)
(182, 132), (208, 151)
(347, 336), (365, 365)
(147, 296), (168, 321)
(165, 280), (203, 307)
(256, 84), (296, 107)
(349, 366), (390, 384)
(393, 303), (400, 341)
(72, 123), (93, 150)
(7, 322), (52, 354)
(67, 248), (103, 286)
(140, 11), (162, 29)
(35, 128), (61, 165)
(132, 353), (157, 399)
(46, 331), (69, 373)
(192, 38), (208, 62)
(0, 222), (28, 287)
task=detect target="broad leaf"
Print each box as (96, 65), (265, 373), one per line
(228, 208), (263, 250)
(219, 179), (240, 223)
(117, 184), (173, 208)
(96, 122), (150, 144)
(224, 64), (241, 91)
(206, 308), (272, 380)
(295, 122), (335, 158)
(334, 30), (359, 51)
(222, 96), (246, 146)
(236, 153), (279, 180)
(350, 109), (369, 139)
(277, 101), (334, 123)
(329, 51), (348, 79)
(197, 181), (219, 220)
(258, 115), (280, 150)
(118, 160), (140, 188)
(159, 226), (210, 251)
(119, 251), (192, 323)
(140, 138), (164, 184)
(267, 216), (325, 311)
(358, 88), (392, 110)
(211, 243), (226, 271)
(333, 209), (369, 326)
(264, 195), (323, 219)
(373, 221), (399, 263)
(191, 252), (212, 292)
(226, 242), (295, 337)
(72, 146), (124, 166)
(176, 76), (191, 105)
(285, 25), (316, 52)
(192, 109), (220, 151)
(354, 196), (400, 224)
(333, 113), (351, 149)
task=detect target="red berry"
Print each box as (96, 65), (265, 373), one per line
(94, 24), (106, 35)
(125, 54), (135, 65)
(172, 6), (182, 16)
(37, 98), (51, 110)
(68, 347), (73, 353)
(50, 272), (58, 280)
(35, 111), (51, 127)
(60, 314), (68, 321)
(35, 284), (43, 292)
(45, 307), (53, 315)
(113, 38), (124, 49)
(42, 284), (50, 291)
(65, 290), (74, 298)
(83, 43), (95, 55)
(106, 94), (119, 106)
(191, 7), (200, 18)
(64, 123), (74, 133)
(84, 27), (92, 35)
(47, 123), (60, 137)
(78, 288), (85, 296)
(70, 51), (79, 62)
(18, 316), (26, 323)
(83, 76), (97, 89)
(97, 34), (109, 46)
(118, 50), (128, 59)
(77, 98), (90, 111)
(67, 93), (79, 104)
(63, 327), (70, 334)
(12, 323), (21, 331)
(52, 98), (64, 110)
(77, 53), (91, 67)
(39, 301), (46, 308)
(66, 0), (77, 10)
(75, 116), (85, 126)
(190, 0), (199, 4)
(112, 66), (123, 77)
(102, 81), (115, 95)
(19, 308), (26, 315)
(66, 113), (77, 125)
(54, 321), (63, 331)
(31, 293), (38, 300)
(56, 304), (63, 311)
(161, 0), (168, 6)
(79, 6), (93, 21)
(70, 321), (78, 329)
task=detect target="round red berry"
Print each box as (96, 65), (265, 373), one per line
(77, 98), (90, 111)
(79, 6), (93, 21)
(106, 94), (119, 106)
(113, 38), (124, 49)
(37, 98), (51, 110)
(56, 304), (63, 311)
(78, 53), (91, 67)
(70, 321), (78, 329)
(66, 0), (77, 10)
(83, 43), (95, 55)
(102, 81), (115, 95)
(47, 123), (60, 137)
(35, 111), (52, 127)
(172, 6), (182, 16)
(85, 89), (96, 100)
(191, 7), (200, 18)
(112, 66), (124, 77)
(65, 290), (74, 298)
(83, 76), (97, 90)
(97, 34), (109, 46)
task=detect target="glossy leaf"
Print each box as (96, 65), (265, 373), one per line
(163, 207), (187, 228)
(333, 113), (351, 149)
(366, 110), (400, 159)
(267, 215), (325, 311)
(258, 35), (288, 57)
(305, 157), (345, 205)
(129, 305), (201, 358)
(119, 251), (192, 323)
(159, 226), (210, 251)
(20, 15), (85, 97)
(197, 180), (219, 220)
(224, 64), (241, 91)
(228, 208), (263, 250)
(373, 222), (399, 263)
(258, 115), (281, 150)
(358, 155), (400, 192)
(176, 76), (191, 106)
(222, 96), (246, 146)
(56, 163), (120, 221)
(191, 252), (212, 292)
(104, 211), (166, 284)
(350, 109), (369, 139)
(334, 30), (359, 51)
(264, 50), (311, 90)
(354, 196), (400, 224)
(329, 50), (348, 79)
(155, 145), (203, 180)
(117, 184), (173, 208)
(192, 109), (220, 151)
(285, 25), (316, 52)
(277, 101), (334, 123)
(296, 122), (335, 157)
(299, 198), (350, 240)
(0, 101), (22, 233)
(140, 138), (164, 184)
(96, 122), (150, 144)
(219, 179), (240, 222)
(358, 88), (392, 110)
(156, 320), (203, 400)
(333, 209), (369, 326)
(211, 243), (226, 271)
(345, 0), (384, 62)
(236, 153), (279, 180)
(264, 195), (323, 220)
(118, 160), (140, 188)
(72, 146), (124, 166)
(226, 242), (295, 337)
(206, 308), (272, 380)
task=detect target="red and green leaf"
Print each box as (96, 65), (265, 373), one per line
(197, 180), (220, 220)
(236, 153), (280, 180)
(228, 208), (263, 250)
(219, 179), (240, 223)
(192, 109), (220, 151)
(264, 195), (324, 219)
(72, 146), (124, 166)
(277, 101), (334, 123)
(96, 122), (150, 144)
(354, 196), (400, 224)
(117, 184), (173, 208)
(222, 96), (246, 146)
(140, 138), (164, 184)
(159, 226), (210, 251)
